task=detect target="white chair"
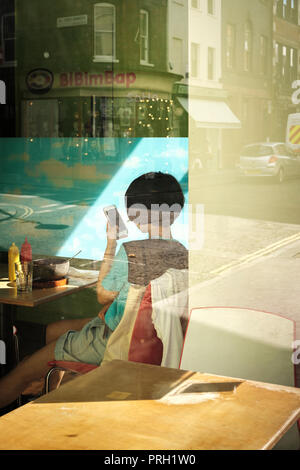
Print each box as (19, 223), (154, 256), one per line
(179, 307), (299, 450)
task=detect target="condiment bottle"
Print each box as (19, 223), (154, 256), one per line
(8, 242), (20, 281)
(20, 237), (32, 262)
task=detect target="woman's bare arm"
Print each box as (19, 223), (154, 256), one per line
(96, 225), (118, 305)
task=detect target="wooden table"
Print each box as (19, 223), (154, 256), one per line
(0, 359), (299, 450)
(0, 263), (98, 372)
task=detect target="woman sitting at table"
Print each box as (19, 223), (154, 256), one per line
(0, 172), (188, 410)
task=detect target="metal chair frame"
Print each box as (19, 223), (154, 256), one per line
(45, 361), (98, 394)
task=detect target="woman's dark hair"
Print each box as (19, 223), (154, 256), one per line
(125, 172), (184, 227)
(125, 172), (184, 211)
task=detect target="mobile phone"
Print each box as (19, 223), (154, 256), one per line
(103, 205), (128, 240)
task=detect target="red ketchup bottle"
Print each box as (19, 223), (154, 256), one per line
(20, 237), (32, 263)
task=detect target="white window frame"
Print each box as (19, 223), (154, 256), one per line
(93, 3), (118, 63)
(1, 13), (16, 66)
(139, 9), (151, 66)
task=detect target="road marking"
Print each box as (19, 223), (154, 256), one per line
(0, 193), (38, 198)
(40, 203), (60, 208)
(0, 203), (33, 220)
(34, 205), (77, 214)
(210, 232), (300, 275)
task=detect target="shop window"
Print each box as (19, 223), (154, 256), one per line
(139, 10), (150, 65)
(277, 0), (299, 23)
(171, 37), (183, 74)
(276, 0), (283, 17)
(283, 0), (288, 16)
(290, 47), (298, 82)
(243, 21), (252, 72)
(94, 3), (116, 62)
(259, 35), (268, 75)
(282, 45), (288, 79)
(275, 42), (281, 78)
(225, 24), (235, 70)
(59, 98), (93, 138)
(22, 100), (59, 137)
(207, 0), (214, 15)
(135, 97), (174, 137)
(275, 41), (297, 88)
(1, 13), (15, 64)
(290, 0), (299, 23)
(22, 96), (178, 139)
(207, 47), (215, 80)
(94, 97), (174, 138)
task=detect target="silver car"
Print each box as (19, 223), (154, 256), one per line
(238, 142), (300, 183)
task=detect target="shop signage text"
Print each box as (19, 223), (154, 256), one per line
(57, 15), (88, 28)
(0, 80), (6, 104)
(60, 71), (136, 89)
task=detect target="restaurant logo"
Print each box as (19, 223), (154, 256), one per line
(26, 69), (54, 94)
(0, 80), (6, 104)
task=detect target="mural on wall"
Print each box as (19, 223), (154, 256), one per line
(0, 137), (188, 259)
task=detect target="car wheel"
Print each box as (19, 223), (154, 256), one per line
(276, 167), (285, 184)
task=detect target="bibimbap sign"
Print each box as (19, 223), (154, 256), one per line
(59, 71), (136, 89)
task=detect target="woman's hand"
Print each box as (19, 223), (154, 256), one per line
(106, 221), (118, 242)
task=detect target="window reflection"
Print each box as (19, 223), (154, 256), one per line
(94, 3), (116, 61)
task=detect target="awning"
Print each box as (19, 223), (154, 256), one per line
(178, 97), (241, 129)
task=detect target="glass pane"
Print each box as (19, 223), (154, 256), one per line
(242, 145), (273, 157)
(22, 100), (59, 137)
(95, 32), (113, 56)
(4, 38), (14, 62)
(140, 37), (148, 61)
(95, 6), (114, 31)
(140, 12), (147, 36)
(3, 15), (15, 39)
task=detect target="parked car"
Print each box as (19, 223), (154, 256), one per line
(238, 142), (300, 183)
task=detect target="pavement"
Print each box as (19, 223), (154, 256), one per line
(189, 236), (300, 387)
(191, 167), (238, 187)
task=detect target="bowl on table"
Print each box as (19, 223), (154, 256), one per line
(33, 258), (70, 281)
